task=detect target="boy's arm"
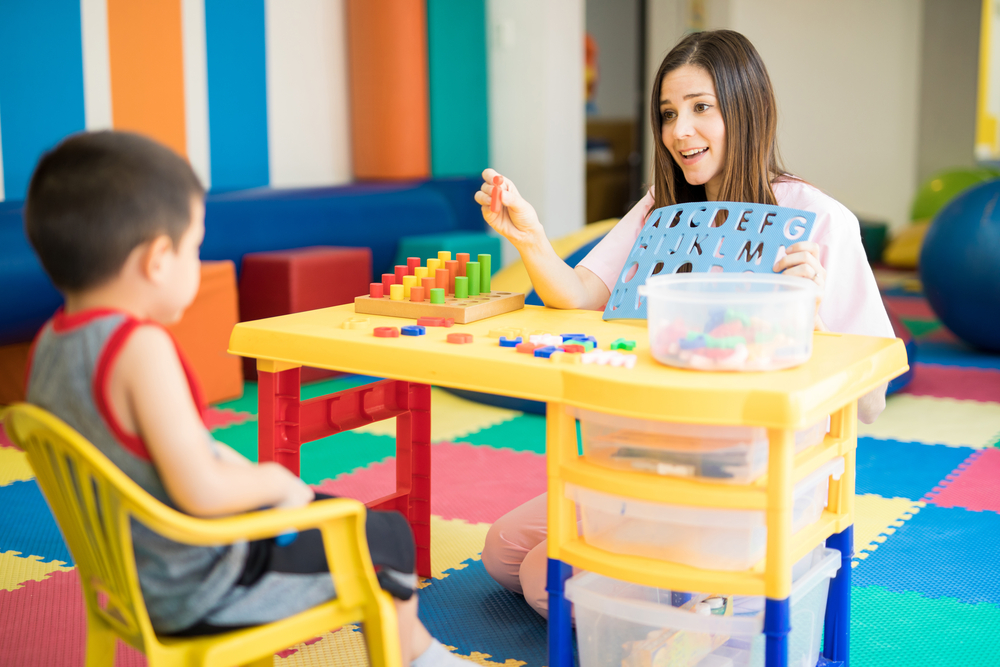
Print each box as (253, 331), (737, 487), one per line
(112, 325), (313, 517)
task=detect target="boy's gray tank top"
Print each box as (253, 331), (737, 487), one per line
(26, 309), (247, 634)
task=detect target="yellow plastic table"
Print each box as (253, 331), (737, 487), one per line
(229, 303), (907, 667)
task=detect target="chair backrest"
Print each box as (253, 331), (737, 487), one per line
(4, 403), (157, 650)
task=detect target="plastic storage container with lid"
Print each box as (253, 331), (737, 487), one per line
(639, 273), (817, 371)
(572, 407), (828, 484)
(566, 546), (842, 667)
(566, 457), (844, 571)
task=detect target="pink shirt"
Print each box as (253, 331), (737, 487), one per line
(577, 179), (894, 338)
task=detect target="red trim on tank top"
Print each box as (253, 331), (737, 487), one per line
(52, 307), (125, 333)
(92, 317), (209, 462)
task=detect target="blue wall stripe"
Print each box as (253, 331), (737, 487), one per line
(427, 0), (489, 177)
(205, 0), (269, 192)
(0, 0), (87, 201)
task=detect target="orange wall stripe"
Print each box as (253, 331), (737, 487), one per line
(346, 0), (430, 179)
(107, 0), (187, 156)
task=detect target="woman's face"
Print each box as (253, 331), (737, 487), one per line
(659, 64), (726, 200)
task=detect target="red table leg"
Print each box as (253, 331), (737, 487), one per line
(257, 366), (302, 476)
(401, 384), (431, 577)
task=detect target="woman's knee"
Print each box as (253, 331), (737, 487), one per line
(482, 521), (525, 594)
(519, 540), (550, 619)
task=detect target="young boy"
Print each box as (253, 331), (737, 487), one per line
(24, 131), (466, 665)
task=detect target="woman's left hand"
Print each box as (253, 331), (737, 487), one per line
(773, 241), (826, 293)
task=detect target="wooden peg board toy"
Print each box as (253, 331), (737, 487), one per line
(355, 251), (525, 324)
(603, 201), (817, 320)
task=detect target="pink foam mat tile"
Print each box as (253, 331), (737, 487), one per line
(925, 448), (1000, 513)
(882, 296), (937, 320)
(0, 569), (146, 666)
(902, 363), (1000, 403)
(203, 407), (254, 431)
(313, 441), (547, 524)
(0, 427), (16, 449)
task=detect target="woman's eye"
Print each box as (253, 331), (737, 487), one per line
(695, 103), (711, 112)
(661, 110), (676, 122)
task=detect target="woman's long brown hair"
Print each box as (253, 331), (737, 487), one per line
(650, 30), (789, 211)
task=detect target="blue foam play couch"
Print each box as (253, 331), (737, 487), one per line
(0, 177), (486, 346)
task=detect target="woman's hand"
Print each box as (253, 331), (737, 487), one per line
(773, 241), (827, 331)
(773, 241), (826, 292)
(474, 169), (545, 249)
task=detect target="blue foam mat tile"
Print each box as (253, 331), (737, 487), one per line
(418, 558), (571, 667)
(0, 480), (73, 565)
(912, 340), (1000, 370)
(852, 504), (1000, 606)
(855, 437), (975, 501)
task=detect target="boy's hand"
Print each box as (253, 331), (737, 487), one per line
(474, 169), (545, 248)
(266, 463), (315, 509)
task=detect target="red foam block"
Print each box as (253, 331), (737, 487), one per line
(901, 363), (1000, 403)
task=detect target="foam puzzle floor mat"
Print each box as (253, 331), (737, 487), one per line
(2, 286), (999, 665)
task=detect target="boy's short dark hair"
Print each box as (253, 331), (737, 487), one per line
(25, 131), (205, 292)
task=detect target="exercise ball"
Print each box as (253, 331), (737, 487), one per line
(910, 167), (1000, 222)
(919, 179), (1000, 352)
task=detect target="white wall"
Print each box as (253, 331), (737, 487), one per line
(586, 0), (640, 119)
(644, 0), (923, 231)
(265, 0), (351, 188)
(488, 0), (585, 261)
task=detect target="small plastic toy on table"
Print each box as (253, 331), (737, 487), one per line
(355, 251), (525, 324)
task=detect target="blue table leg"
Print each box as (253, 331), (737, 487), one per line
(824, 525), (853, 666)
(764, 597), (790, 667)
(547, 558), (574, 667)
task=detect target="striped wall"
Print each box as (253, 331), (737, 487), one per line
(0, 0), (491, 201)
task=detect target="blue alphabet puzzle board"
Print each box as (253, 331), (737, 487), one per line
(602, 201), (816, 320)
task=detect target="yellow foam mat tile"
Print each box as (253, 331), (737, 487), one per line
(429, 515), (490, 581)
(276, 627), (497, 666)
(0, 550), (73, 592)
(857, 394), (1000, 448)
(0, 446), (34, 486)
(852, 494), (925, 567)
(354, 388), (520, 442)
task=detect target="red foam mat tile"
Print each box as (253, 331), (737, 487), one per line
(0, 569), (145, 666)
(883, 296), (937, 320)
(203, 407), (254, 431)
(926, 448), (1000, 513)
(313, 441), (547, 524)
(0, 427), (15, 449)
(902, 363), (1000, 403)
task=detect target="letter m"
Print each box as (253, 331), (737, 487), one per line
(737, 241), (764, 264)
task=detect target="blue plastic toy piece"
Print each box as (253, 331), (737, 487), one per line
(533, 345), (559, 358)
(560, 333), (587, 340)
(499, 336), (523, 347)
(275, 530), (299, 546)
(401, 325), (426, 336)
(602, 201), (817, 320)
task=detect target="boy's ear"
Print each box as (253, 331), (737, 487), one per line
(140, 234), (175, 285)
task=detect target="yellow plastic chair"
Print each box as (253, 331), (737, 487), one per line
(2, 403), (401, 667)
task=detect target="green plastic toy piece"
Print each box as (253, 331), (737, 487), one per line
(455, 275), (469, 298)
(610, 338), (636, 351)
(430, 288), (445, 304)
(478, 254), (491, 292)
(466, 261), (481, 296)
(582, 340), (596, 351)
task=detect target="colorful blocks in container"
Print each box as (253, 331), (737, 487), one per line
(499, 336), (523, 347)
(533, 345), (559, 358)
(374, 326), (399, 338)
(447, 333), (473, 344)
(401, 325), (426, 336)
(417, 316), (454, 327)
(390, 284), (404, 301)
(369, 283), (384, 298)
(410, 286), (425, 302)
(611, 338), (636, 351)
(429, 288), (445, 304)
(516, 342), (539, 354)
